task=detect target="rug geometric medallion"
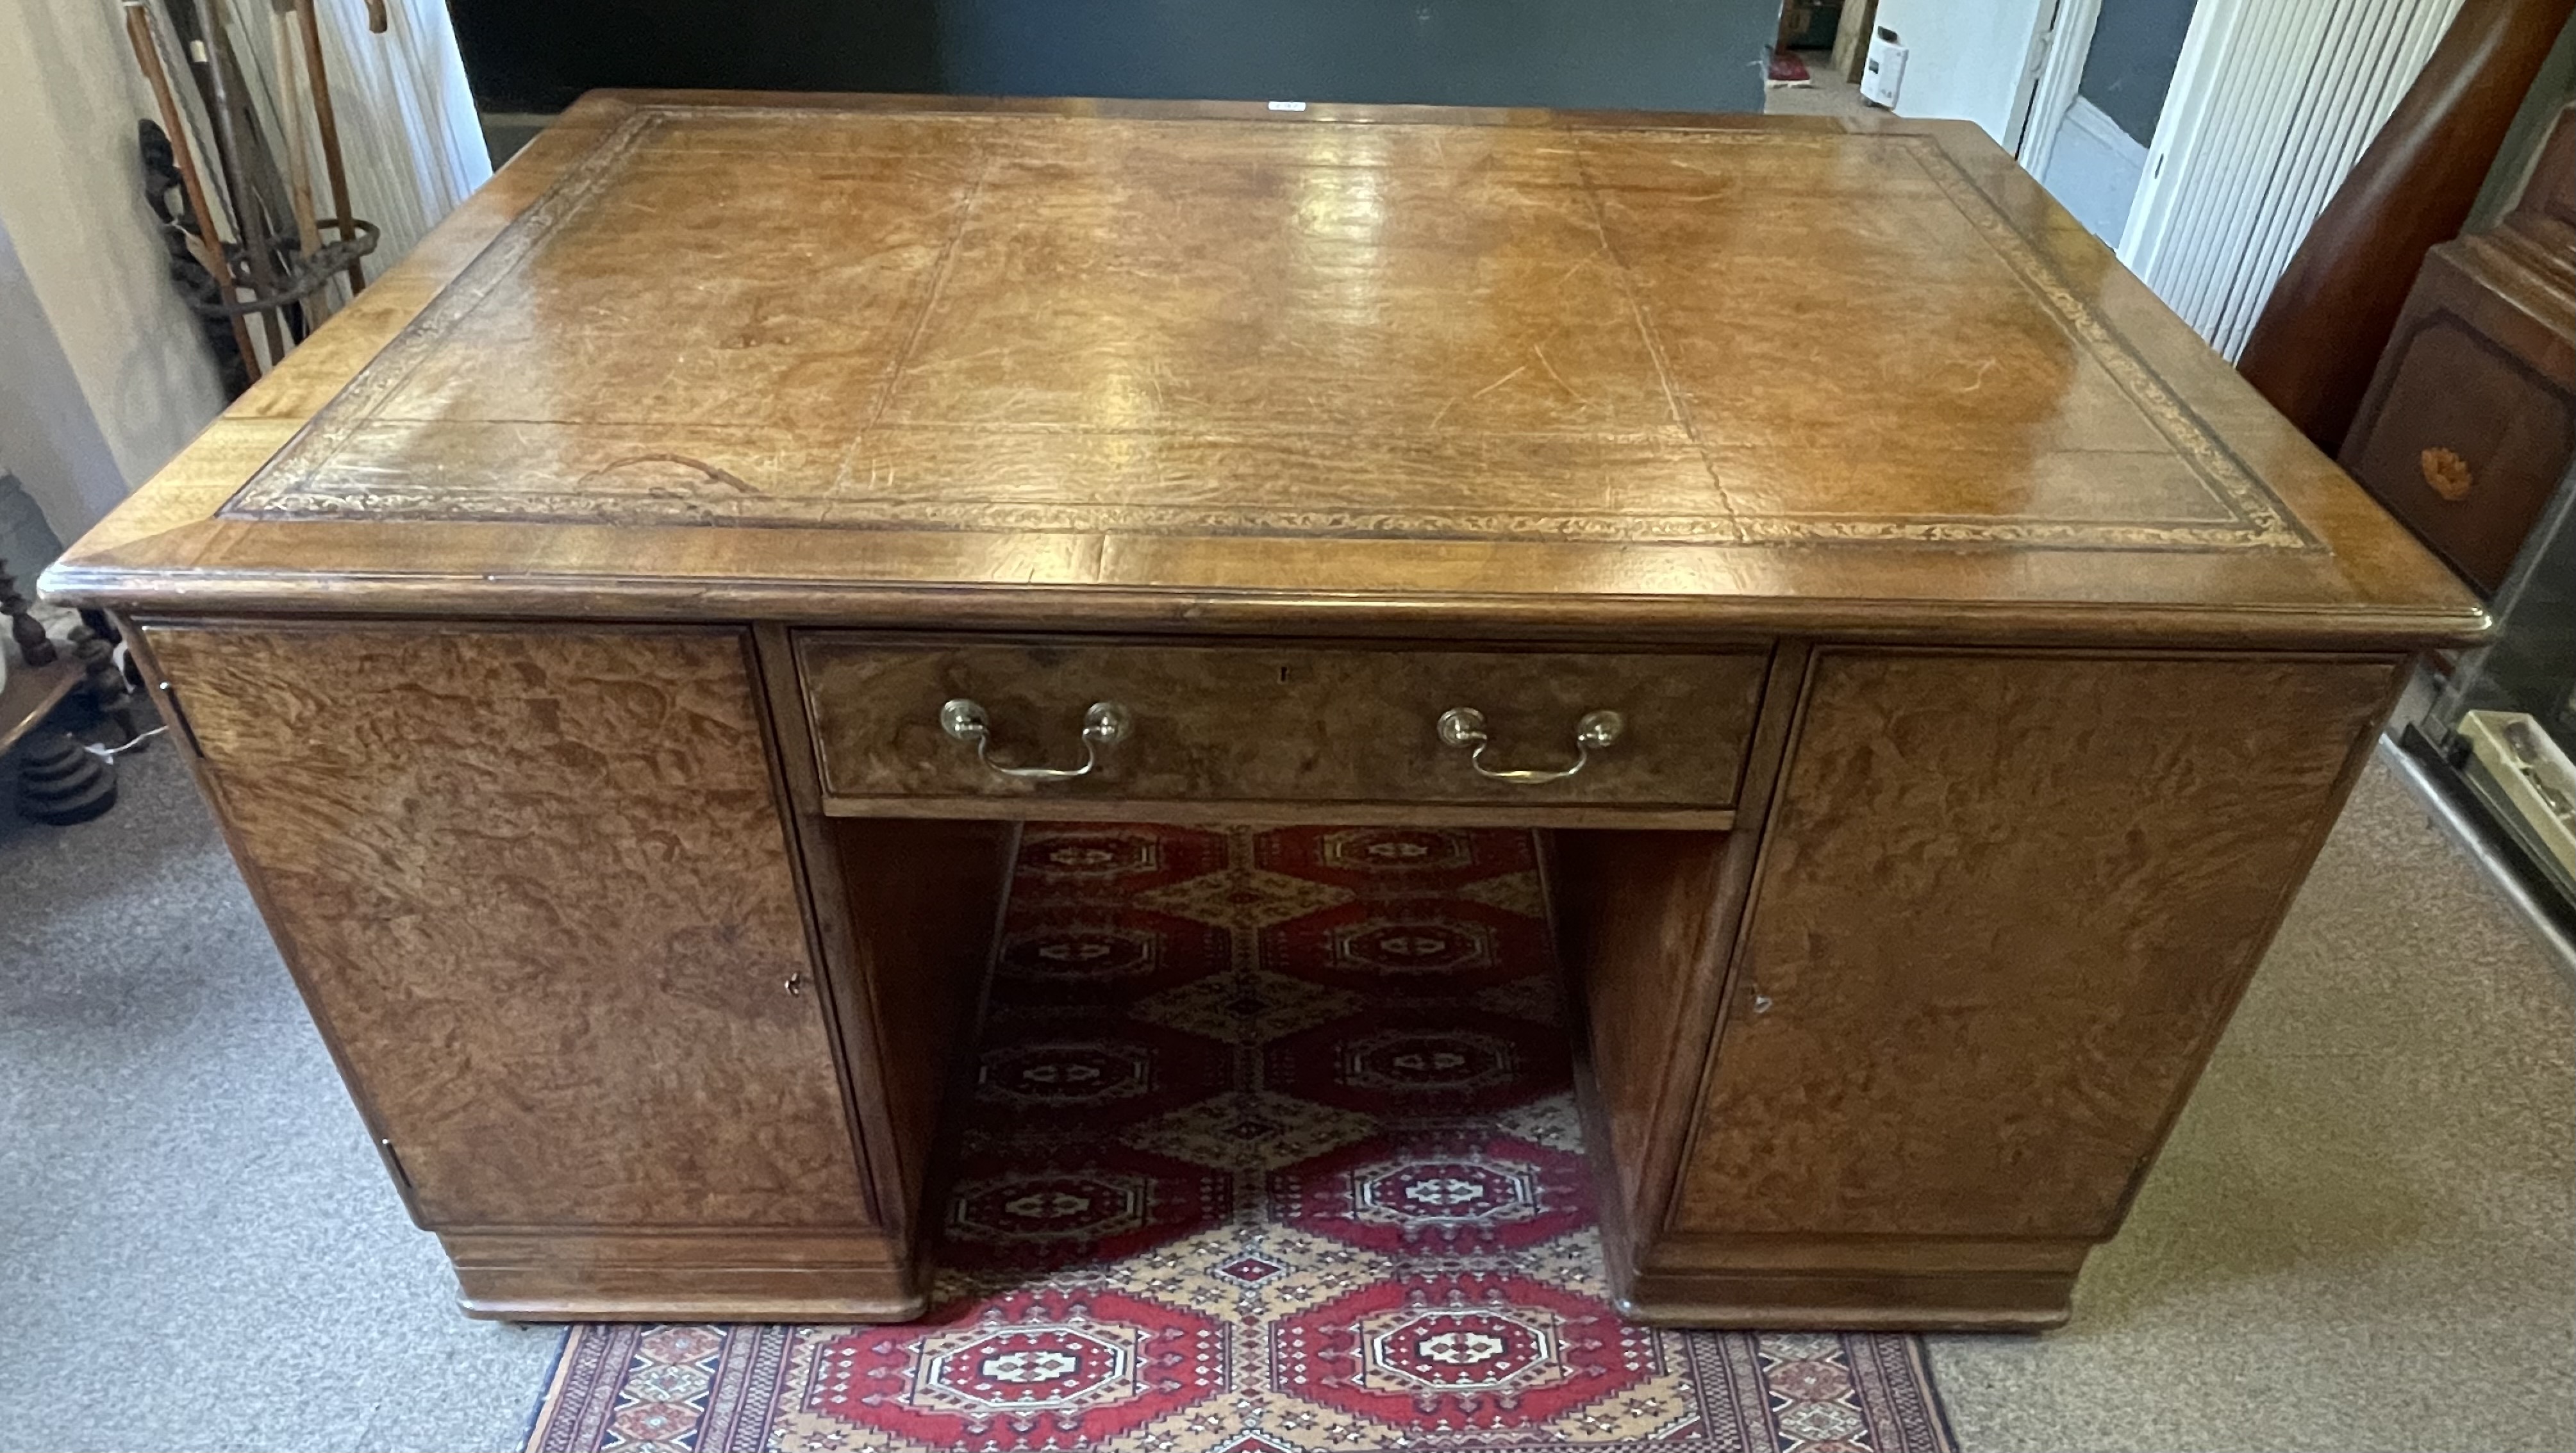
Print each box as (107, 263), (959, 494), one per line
(525, 824), (1957, 1453)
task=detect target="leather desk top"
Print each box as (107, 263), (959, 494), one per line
(47, 92), (2483, 647)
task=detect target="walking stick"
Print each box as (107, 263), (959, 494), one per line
(122, 0), (262, 378)
(188, 0), (289, 363)
(267, 0), (328, 323)
(292, 0), (367, 296)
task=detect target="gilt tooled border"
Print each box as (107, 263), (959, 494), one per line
(1890, 135), (2312, 551)
(224, 104), (676, 517)
(224, 110), (2316, 556)
(241, 486), (2280, 549)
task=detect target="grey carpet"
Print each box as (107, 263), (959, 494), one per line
(1, 742), (2566, 1451)
(0, 747), (558, 1452)
(1927, 756), (2576, 1452)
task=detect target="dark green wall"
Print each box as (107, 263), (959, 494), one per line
(449, 0), (1779, 116)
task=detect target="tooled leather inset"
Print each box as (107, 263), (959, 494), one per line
(224, 107), (2316, 554)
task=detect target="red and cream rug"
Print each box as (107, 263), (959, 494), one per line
(526, 824), (1956, 1453)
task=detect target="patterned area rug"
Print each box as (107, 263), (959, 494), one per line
(526, 824), (1956, 1453)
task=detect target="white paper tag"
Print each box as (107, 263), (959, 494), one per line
(1267, 101), (1307, 112)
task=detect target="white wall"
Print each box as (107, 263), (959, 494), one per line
(1870, 0), (2053, 147)
(227, 0), (492, 276)
(0, 0), (489, 544)
(0, 227), (135, 549)
(0, 0), (231, 540)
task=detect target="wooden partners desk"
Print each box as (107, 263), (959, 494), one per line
(46, 94), (2484, 1331)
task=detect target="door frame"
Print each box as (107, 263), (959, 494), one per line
(2015, 0), (2105, 176)
(2114, 0), (2245, 270)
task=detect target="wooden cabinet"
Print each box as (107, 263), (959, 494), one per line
(1581, 651), (2401, 1327)
(140, 624), (927, 1319)
(2343, 105), (2576, 594)
(1676, 650), (2399, 1239)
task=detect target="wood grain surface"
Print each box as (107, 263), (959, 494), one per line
(2339, 194), (2575, 594)
(1551, 828), (1733, 1225)
(145, 623), (876, 1233)
(442, 1227), (921, 1322)
(1665, 649), (2400, 1243)
(826, 817), (1016, 1234)
(797, 635), (1771, 813)
(43, 93), (2482, 650)
(229, 115), (2293, 552)
(1606, 1238), (2092, 1332)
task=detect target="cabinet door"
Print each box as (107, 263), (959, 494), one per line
(149, 624), (876, 1233)
(1669, 649), (2397, 1241)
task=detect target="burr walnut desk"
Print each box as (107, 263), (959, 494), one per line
(46, 93), (2484, 1331)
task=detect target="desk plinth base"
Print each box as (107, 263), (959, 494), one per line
(1574, 1054), (2087, 1333)
(1599, 1229), (2084, 1333)
(444, 1229), (926, 1324)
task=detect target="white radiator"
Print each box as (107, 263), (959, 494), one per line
(2118, 0), (2464, 360)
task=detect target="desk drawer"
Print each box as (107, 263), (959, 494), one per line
(795, 636), (1772, 815)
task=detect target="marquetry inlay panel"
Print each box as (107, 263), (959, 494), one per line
(224, 106), (2309, 554)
